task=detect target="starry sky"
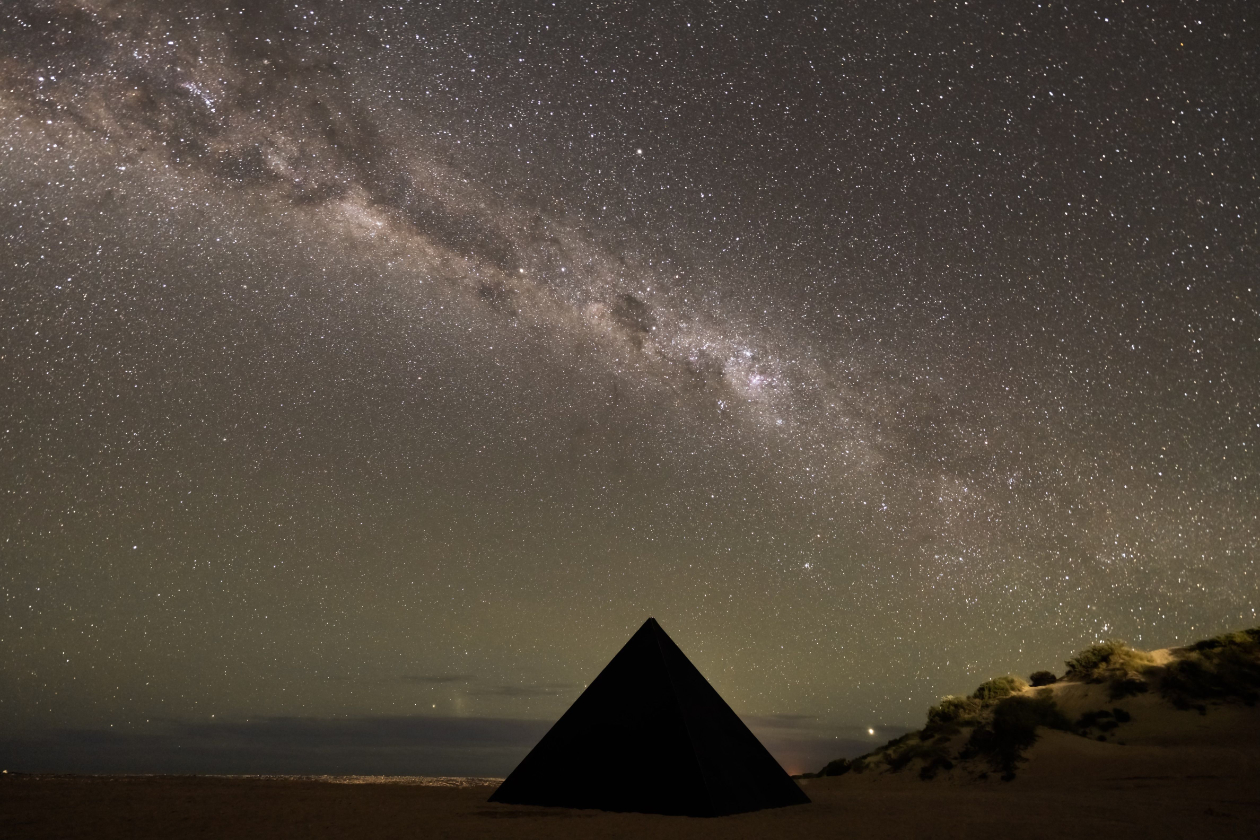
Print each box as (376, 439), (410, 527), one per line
(1, 0), (1257, 775)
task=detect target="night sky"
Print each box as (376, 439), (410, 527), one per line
(2, 0), (1257, 775)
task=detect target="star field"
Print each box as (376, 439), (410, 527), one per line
(0, 0), (1257, 772)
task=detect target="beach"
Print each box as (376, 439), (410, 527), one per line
(6, 731), (1258, 840)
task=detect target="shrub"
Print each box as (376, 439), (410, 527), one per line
(1029, 670), (1058, 687)
(884, 740), (953, 774)
(927, 695), (983, 727)
(996, 693), (1072, 736)
(1191, 627), (1260, 652)
(879, 732), (916, 751)
(1161, 638), (1260, 707)
(1076, 709), (1111, 727)
(1076, 710), (1119, 732)
(971, 675), (1029, 702)
(918, 755), (955, 781)
(1064, 640), (1155, 681)
(818, 758), (851, 777)
(965, 694), (1071, 780)
(1109, 677), (1150, 700)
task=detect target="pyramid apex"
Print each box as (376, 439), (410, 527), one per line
(638, 616), (666, 635)
(632, 616), (661, 633)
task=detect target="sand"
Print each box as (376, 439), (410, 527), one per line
(4, 739), (1259, 840)
(6, 685), (1259, 840)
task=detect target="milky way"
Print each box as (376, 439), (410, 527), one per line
(1, 0), (1257, 774)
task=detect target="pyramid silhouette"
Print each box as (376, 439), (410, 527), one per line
(488, 617), (810, 816)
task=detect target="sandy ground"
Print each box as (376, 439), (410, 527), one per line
(5, 685), (1259, 840)
(4, 737), (1259, 840)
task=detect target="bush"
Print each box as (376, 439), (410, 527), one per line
(818, 758), (851, 777)
(971, 675), (1029, 702)
(964, 694), (1071, 780)
(883, 740), (953, 775)
(1191, 627), (1260, 652)
(1161, 637), (1260, 707)
(1109, 677), (1150, 700)
(1076, 709), (1119, 732)
(1065, 640), (1155, 681)
(879, 732), (916, 751)
(918, 755), (955, 781)
(1029, 670), (1058, 687)
(927, 695), (983, 727)
(996, 693), (1071, 736)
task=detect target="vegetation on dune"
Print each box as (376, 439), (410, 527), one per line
(1064, 640), (1156, 681)
(845, 683), (1068, 782)
(1076, 707), (1131, 734)
(970, 675), (1028, 702)
(1190, 628), (1260, 652)
(961, 694), (1072, 780)
(1063, 639), (1156, 700)
(1062, 628), (1260, 707)
(925, 695), (983, 729)
(805, 626), (1260, 783)
(1162, 627), (1260, 708)
(795, 756), (856, 780)
(817, 758), (852, 777)
(893, 741), (955, 781)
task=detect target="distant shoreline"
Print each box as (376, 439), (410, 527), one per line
(2, 773), (503, 787)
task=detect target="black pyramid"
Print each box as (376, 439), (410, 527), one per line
(488, 617), (810, 817)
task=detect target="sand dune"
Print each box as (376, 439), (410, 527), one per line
(806, 632), (1260, 784)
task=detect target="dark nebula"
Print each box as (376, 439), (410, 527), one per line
(1, 0), (1256, 774)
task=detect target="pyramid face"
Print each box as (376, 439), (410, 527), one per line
(488, 618), (810, 817)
